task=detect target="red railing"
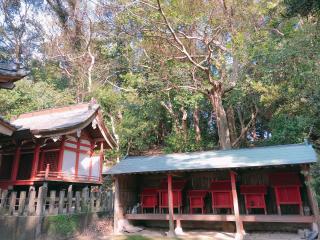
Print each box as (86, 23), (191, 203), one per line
(35, 164), (100, 183)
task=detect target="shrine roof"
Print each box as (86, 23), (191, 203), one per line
(107, 144), (317, 175)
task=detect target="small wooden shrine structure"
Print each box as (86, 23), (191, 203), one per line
(0, 103), (116, 190)
(107, 144), (319, 238)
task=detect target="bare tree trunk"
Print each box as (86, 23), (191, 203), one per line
(208, 86), (231, 150)
(226, 106), (237, 145)
(181, 107), (188, 141)
(193, 105), (201, 143)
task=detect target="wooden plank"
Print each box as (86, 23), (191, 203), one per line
(67, 185), (73, 213)
(241, 215), (315, 223)
(96, 191), (101, 212)
(9, 191), (17, 215)
(31, 144), (40, 179)
(90, 191), (95, 210)
(125, 214), (236, 221)
(301, 165), (320, 234)
(0, 189), (8, 211)
(81, 187), (88, 211)
(113, 176), (123, 233)
(28, 189), (36, 215)
(36, 185), (47, 216)
(167, 174), (175, 236)
(75, 191), (81, 212)
(11, 146), (21, 182)
(230, 171), (244, 238)
(18, 191), (26, 215)
(125, 214), (314, 223)
(48, 190), (56, 214)
(58, 190), (65, 214)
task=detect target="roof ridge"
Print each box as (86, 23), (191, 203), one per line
(125, 143), (309, 159)
(12, 103), (96, 120)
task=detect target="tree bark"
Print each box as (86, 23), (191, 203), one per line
(226, 106), (237, 146)
(193, 105), (201, 143)
(208, 85), (231, 150)
(181, 107), (188, 141)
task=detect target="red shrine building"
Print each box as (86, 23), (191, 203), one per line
(0, 103), (116, 190)
(107, 144), (319, 237)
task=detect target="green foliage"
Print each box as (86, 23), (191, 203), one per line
(0, 79), (74, 119)
(47, 215), (80, 237)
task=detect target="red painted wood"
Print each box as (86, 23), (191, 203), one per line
(31, 144), (40, 179)
(99, 142), (104, 182)
(57, 136), (65, 172)
(210, 180), (233, 210)
(270, 172), (302, 214)
(187, 190), (207, 213)
(75, 139), (80, 177)
(10, 146), (21, 182)
(167, 174), (175, 235)
(141, 188), (158, 212)
(240, 185), (267, 213)
(230, 171), (244, 236)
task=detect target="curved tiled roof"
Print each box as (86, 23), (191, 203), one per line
(11, 103), (117, 147)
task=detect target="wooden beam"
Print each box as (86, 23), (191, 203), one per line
(11, 146), (21, 182)
(57, 136), (65, 173)
(31, 144), (41, 179)
(230, 171), (244, 239)
(301, 165), (320, 236)
(241, 214), (315, 223)
(113, 176), (123, 233)
(167, 174), (175, 237)
(125, 214), (314, 223)
(75, 138), (80, 177)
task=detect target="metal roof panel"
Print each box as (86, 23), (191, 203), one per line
(106, 144), (318, 175)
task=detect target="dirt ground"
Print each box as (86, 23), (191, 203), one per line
(71, 228), (302, 240)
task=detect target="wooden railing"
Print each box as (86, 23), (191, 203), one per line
(0, 187), (113, 216)
(35, 171), (100, 182)
(34, 164), (100, 182)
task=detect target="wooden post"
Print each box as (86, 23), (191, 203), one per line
(45, 164), (50, 179)
(167, 174), (175, 237)
(67, 185), (73, 213)
(48, 190), (56, 214)
(75, 139), (81, 178)
(31, 144), (41, 179)
(57, 136), (65, 174)
(18, 191), (26, 215)
(28, 188), (36, 215)
(301, 165), (320, 237)
(58, 190), (65, 214)
(99, 142), (104, 182)
(96, 191), (101, 212)
(9, 191), (17, 215)
(90, 191), (95, 211)
(0, 189), (8, 211)
(36, 183), (47, 216)
(11, 146), (21, 182)
(75, 191), (81, 212)
(81, 187), (89, 211)
(113, 176), (123, 233)
(230, 171), (244, 239)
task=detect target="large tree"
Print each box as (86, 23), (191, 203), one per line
(116, 0), (270, 149)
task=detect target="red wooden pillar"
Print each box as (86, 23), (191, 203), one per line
(230, 171), (244, 239)
(75, 138), (81, 177)
(99, 142), (104, 182)
(11, 146), (21, 183)
(31, 144), (41, 179)
(167, 174), (175, 237)
(57, 136), (65, 174)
